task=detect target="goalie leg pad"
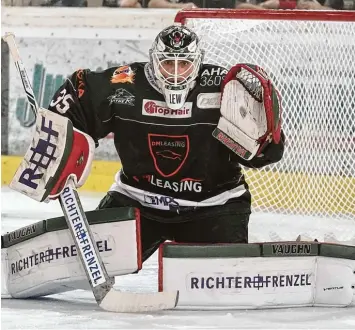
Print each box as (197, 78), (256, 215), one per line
(1, 207), (142, 298)
(159, 242), (355, 309)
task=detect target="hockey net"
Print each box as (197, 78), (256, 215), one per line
(176, 10), (355, 243)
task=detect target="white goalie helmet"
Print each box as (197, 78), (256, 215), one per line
(149, 24), (204, 110)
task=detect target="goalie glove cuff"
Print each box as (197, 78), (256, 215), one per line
(213, 117), (261, 160)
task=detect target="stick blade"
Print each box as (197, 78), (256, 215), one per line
(99, 289), (179, 313)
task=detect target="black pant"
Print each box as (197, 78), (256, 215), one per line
(97, 191), (250, 262)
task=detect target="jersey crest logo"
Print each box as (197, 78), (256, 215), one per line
(148, 134), (189, 178)
(111, 66), (135, 84)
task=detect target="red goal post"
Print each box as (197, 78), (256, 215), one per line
(174, 9), (355, 240)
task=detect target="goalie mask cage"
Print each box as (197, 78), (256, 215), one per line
(175, 10), (355, 242)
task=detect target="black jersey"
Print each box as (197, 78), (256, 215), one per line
(48, 62), (284, 211)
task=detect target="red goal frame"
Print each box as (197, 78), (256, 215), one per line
(175, 9), (355, 24)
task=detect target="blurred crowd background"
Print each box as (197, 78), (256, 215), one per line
(2, 0), (355, 10)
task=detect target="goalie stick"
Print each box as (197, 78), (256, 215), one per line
(2, 33), (178, 313)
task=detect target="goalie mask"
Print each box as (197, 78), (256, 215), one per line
(149, 25), (204, 110)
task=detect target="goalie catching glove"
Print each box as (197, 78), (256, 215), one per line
(10, 108), (95, 202)
(213, 63), (282, 161)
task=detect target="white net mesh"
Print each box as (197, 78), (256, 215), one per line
(178, 10), (355, 241)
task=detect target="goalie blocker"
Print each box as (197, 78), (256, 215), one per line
(9, 108), (95, 202)
(159, 242), (355, 309)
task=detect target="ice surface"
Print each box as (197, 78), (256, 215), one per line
(1, 187), (355, 329)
